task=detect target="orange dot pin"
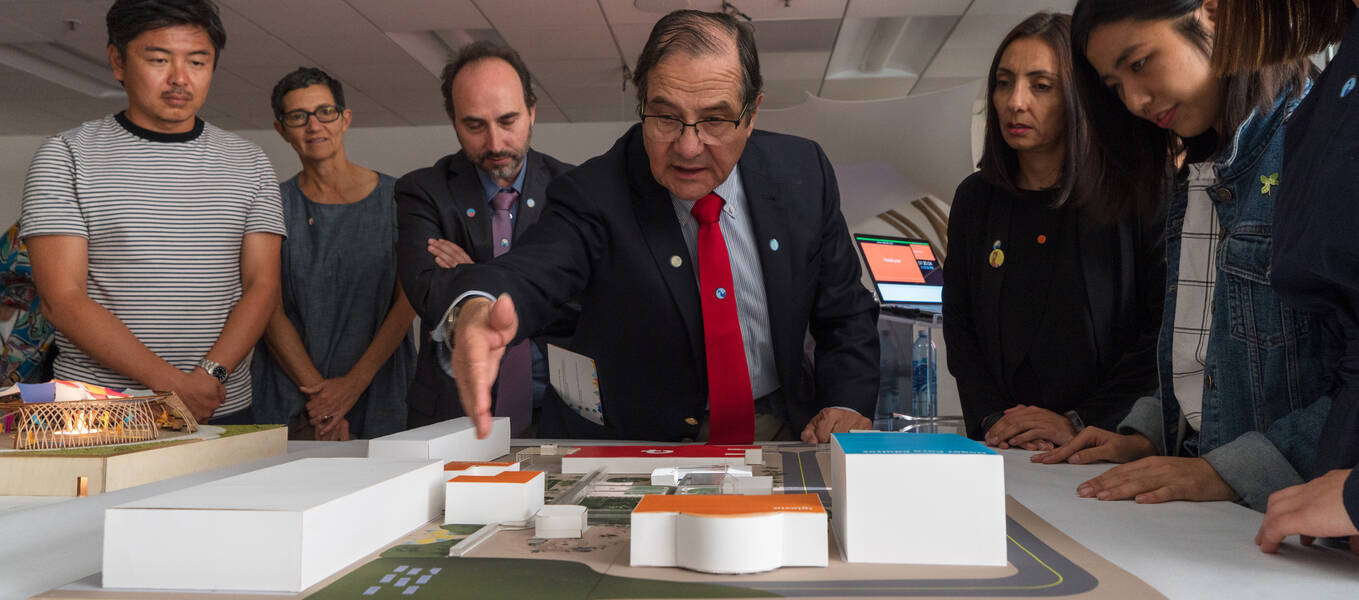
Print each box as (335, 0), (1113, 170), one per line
(1037, 234), (1047, 245)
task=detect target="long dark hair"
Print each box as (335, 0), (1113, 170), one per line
(1070, 0), (1311, 221)
(978, 12), (1084, 207)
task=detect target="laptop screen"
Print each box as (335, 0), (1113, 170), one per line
(853, 234), (944, 304)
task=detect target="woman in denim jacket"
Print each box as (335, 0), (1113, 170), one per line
(1034, 0), (1332, 512)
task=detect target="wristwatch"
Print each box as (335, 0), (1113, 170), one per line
(197, 358), (229, 384)
(441, 293), (495, 353)
(1063, 410), (1086, 433)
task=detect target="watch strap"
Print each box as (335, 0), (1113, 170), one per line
(197, 358), (228, 383)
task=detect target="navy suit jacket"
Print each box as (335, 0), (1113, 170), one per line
(395, 149), (574, 425)
(426, 125), (879, 441)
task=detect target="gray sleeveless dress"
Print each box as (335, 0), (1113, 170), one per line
(250, 173), (414, 437)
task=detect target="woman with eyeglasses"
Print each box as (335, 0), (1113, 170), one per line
(249, 67), (415, 440)
(943, 12), (1164, 451)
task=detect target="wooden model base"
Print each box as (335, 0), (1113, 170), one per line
(0, 425), (286, 496)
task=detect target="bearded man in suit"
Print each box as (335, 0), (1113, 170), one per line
(396, 41), (573, 433)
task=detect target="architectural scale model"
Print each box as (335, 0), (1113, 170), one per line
(444, 460), (519, 478)
(103, 458), (443, 593)
(561, 444), (760, 474)
(445, 469), (545, 525)
(630, 493), (828, 574)
(368, 416), (510, 462)
(832, 432), (1006, 566)
(0, 386), (197, 450)
(534, 504), (587, 538)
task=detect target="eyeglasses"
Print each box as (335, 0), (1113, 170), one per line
(279, 104), (342, 128)
(640, 105), (749, 143)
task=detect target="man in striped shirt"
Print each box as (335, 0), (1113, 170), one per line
(19, 0), (284, 423)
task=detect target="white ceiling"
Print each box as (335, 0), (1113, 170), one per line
(0, 0), (1076, 135)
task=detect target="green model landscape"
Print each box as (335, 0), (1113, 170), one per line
(308, 557), (776, 599)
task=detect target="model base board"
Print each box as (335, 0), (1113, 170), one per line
(37, 444), (1163, 600)
(0, 425), (285, 497)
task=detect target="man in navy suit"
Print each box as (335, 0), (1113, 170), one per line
(395, 42), (573, 432)
(434, 10), (879, 443)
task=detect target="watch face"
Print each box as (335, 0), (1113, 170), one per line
(211, 366), (228, 382)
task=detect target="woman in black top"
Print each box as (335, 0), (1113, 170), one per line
(1212, 0), (1359, 553)
(944, 12), (1165, 448)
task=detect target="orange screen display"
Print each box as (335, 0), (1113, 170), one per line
(860, 242), (926, 284)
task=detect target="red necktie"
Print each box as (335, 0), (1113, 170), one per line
(491, 189), (531, 436)
(690, 192), (754, 444)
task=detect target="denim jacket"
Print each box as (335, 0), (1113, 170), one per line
(1119, 85), (1333, 511)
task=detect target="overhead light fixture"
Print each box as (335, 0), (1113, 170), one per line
(860, 18), (908, 74)
(0, 43), (124, 99)
(387, 29), (510, 79)
(386, 31), (454, 78)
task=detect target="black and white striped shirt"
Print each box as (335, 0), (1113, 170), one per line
(19, 113), (285, 417)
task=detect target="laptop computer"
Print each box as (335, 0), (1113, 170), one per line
(853, 233), (944, 315)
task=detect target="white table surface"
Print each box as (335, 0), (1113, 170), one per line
(999, 450), (1359, 597)
(3, 442), (1358, 599)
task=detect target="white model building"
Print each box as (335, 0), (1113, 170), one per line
(831, 432), (1006, 566)
(444, 469), (544, 525)
(103, 458), (443, 593)
(444, 460), (518, 478)
(368, 416), (510, 462)
(562, 444), (759, 474)
(630, 493), (827, 574)
(534, 505), (587, 538)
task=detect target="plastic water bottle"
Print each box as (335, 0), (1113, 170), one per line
(911, 331), (937, 428)
(874, 331), (900, 429)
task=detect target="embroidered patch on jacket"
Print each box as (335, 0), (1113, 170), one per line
(1260, 173), (1279, 195)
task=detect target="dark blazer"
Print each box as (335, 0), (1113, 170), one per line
(395, 149), (575, 426)
(424, 124), (880, 441)
(943, 172), (1165, 439)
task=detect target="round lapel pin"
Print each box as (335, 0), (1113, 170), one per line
(989, 240), (1005, 268)
(465, 208), (476, 218)
(1036, 234), (1047, 245)
(716, 287), (728, 300)
(769, 238), (780, 251)
(670, 255), (683, 268)
(526, 198), (536, 208)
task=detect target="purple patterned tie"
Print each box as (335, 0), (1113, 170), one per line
(491, 189), (531, 435)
